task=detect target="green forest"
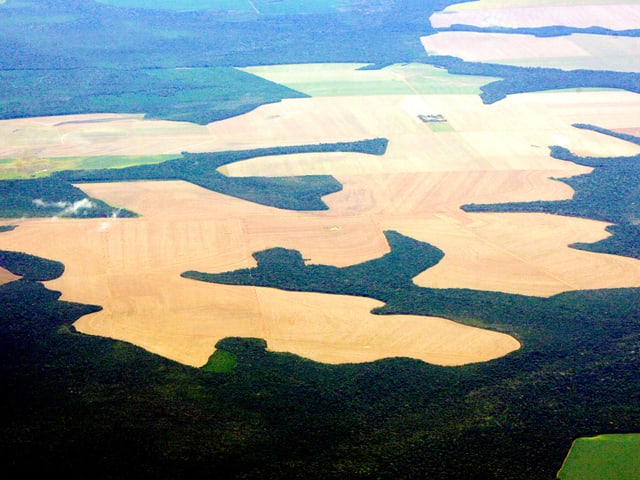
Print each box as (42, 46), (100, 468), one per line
(2, 0), (639, 124)
(2, 232), (639, 479)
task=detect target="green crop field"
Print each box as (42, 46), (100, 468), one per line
(427, 122), (455, 132)
(202, 349), (237, 373)
(241, 63), (499, 97)
(557, 434), (640, 480)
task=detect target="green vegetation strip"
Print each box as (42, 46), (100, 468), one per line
(0, 154), (179, 180)
(53, 138), (388, 211)
(0, 139), (387, 218)
(557, 434), (640, 480)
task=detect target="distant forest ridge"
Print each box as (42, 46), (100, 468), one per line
(1, 0), (639, 123)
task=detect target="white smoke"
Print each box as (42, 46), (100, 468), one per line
(32, 198), (95, 216)
(63, 198), (94, 215)
(32, 199), (68, 209)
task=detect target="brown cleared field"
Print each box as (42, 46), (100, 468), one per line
(0, 266), (19, 285)
(383, 212), (638, 295)
(256, 289), (520, 365)
(0, 181), (518, 366)
(0, 172), (637, 365)
(421, 32), (640, 73)
(430, 2), (640, 30)
(2, 89), (640, 367)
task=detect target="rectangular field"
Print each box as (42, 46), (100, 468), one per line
(557, 434), (640, 479)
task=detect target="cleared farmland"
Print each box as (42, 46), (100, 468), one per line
(2, 87), (640, 365)
(0, 113), (209, 160)
(2, 90), (638, 164)
(2, 63), (640, 367)
(0, 153), (178, 180)
(0, 181), (520, 367)
(216, 92), (640, 177)
(1, 1), (639, 478)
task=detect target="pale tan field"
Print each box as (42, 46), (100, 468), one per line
(220, 92), (640, 178)
(421, 32), (640, 72)
(430, 2), (640, 30)
(0, 168), (638, 365)
(3, 87), (640, 367)
(0, 113), (210, 159)
(326, 171), (640, 296)
(2, 93), (639, 163)
(256, 289), (521, 365)
(384, 212), (637, 294)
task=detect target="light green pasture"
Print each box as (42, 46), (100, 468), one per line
(557, 433), (640, 480)
(428, 122), (455, 132)
(241, 63), (498, 97)
(202, 349), (237, 373)
(0, 154), (178, 179)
